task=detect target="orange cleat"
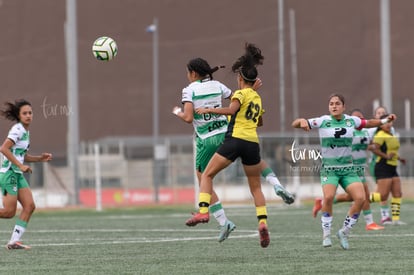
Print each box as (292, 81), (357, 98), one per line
(185, 212), (209, 226)
(312, 198), (323, 218)
(258, 222), (270, 248)
(5, 241), (31, 250)
(365, 222), (385, 231)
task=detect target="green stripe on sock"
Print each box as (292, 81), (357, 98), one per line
(362, 209), (372, 215)
(261, 167), (274, 178)
(210, 203), (223, 213)
(16, 219), (28, 228)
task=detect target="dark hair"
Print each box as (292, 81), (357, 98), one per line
(328, 93), (345, 105)
(350, 108), (363, 115)
(231, 43), (264, 84)
(0, 99), (32, 122)
(187, 58), (224, 80)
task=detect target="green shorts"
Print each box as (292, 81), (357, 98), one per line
(0, 169), (29, 196)
(195, 133), (225, 173)
(320, 166), (361, 190)
(354, 165), (366, 183)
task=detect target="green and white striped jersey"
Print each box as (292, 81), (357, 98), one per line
(308, 114), (363, 168)
(0, 122), (30, 174)
(182, 79), (232, 139)
(352, 128), (370, 166)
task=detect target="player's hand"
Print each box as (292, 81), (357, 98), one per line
(399, 157), (406, 165)
(40, 153), (52, 162)
(19, 164), (32, 173)
(300, 119), (310, 131)
(387, 114), (397, 122)
(172, 106), (182, 116)
(195, 108), (209, 114)
(252, 78), (262, 91)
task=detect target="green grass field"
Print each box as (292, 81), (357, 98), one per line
(0, 201), (413, 275)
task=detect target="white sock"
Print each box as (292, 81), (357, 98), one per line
(266, 175), (283, 187)
(380, 206), (390, 219)
(341, 215), (358, 235)
(211, 202), (227, 226)
(364, 212), (374, 225)
(321, 215), (332, 238)
(9, 225), (26, 244)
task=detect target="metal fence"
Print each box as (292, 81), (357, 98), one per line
(12, 130), (414, 208)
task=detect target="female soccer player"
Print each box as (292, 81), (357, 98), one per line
(312, 109), (384, 231)
(172, 58), (237, 242)
(369, 114), (406, 225)
(292, 94), (395, 249)
(0, 99), (52, 250)
(368, 106), (396, 224)
(183, 43), (272, 248)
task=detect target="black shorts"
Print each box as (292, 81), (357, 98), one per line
(216, 137), (261, 165)
(375, 160), (399, 180)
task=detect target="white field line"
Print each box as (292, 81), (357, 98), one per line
(2, 228), (414, 248)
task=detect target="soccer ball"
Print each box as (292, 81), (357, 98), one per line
(92, 36), (118, 61)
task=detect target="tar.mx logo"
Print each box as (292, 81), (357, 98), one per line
(289, 140), (322, 163)
(40, 97), (73, 118)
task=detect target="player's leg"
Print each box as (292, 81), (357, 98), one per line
(371, 178), (392, 224)
(362, 183), (384, 230)
(320, 182), (337, 247)
(259, 160), (295, 204)
(6, 173), (34, 250)
(244, 163), (269, 248)
(337, 178), (365, 250)
(186, 153), (232, 226)
(390, 176), (404, 225)
(0, 170), (19, 219)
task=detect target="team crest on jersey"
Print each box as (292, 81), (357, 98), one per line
(345, 119), (352, 127)
(322, 176), (328, 182)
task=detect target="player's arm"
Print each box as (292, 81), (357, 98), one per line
(0, 138), (32, 173)
(370, 142), (395, 160)
(292, 118), (311, 131)
(25, 153), (52, 163)
(172, 102), (194, 123)
(364, 114), (396, 128)
(195, 99), (240, 116)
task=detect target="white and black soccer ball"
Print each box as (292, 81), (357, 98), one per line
(92, 36), (118, 61)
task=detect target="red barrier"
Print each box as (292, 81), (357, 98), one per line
(79, 188), (195, 206)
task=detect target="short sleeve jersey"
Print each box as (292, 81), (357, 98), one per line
(226, 88), (262, 143)
(352, 128), (370, 166)
(308, 114), (363, 168)
(0, 123), (30, 174)
(373, 129), (400, 166)
(181, 79), (232, 139)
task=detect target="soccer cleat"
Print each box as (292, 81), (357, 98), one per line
(258, 222), (270, 248)
(274, 184), (295, 205)
(380, 217), (392, 225)
(322, 235), (332, 247)
(392, 220), (407, 225)
(365, 222), (384, 231)
(5, 241), (31, 250)
(185, 212), (209, 226)
(312, 198), (323, 218)
(218, 220), (236, 242)
(336, 230), (349, 250)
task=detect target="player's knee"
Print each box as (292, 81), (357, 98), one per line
(353, 196), (365, 206)
(26, 202), (36, 214)
(0, 209), (17, 219)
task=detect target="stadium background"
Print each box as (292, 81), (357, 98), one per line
(0, 0), (413, 207)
